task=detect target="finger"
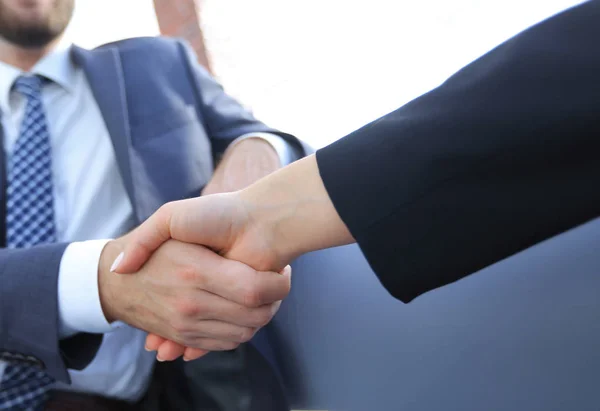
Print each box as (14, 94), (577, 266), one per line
(231, 299), (282, 328)
(156, 340), (185, 362)
(113, 203), (175, 274)
(183, 347), (210, 361)
(179, 321), (257, 343)
(145, 333), (166, 351)
(115, 195), (236, 274)
(239, 269), (291, 307)
(191, 290), (282, 328)
(202, 260), (292, 307)
(181, 338), (240, 352)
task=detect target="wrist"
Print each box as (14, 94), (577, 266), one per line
(239, 155), (352, 264)
(98, 239), (126, 323)
(240, 155), (355, 264)
(58, 240), (118, 335)
(237, 184), (296, 268)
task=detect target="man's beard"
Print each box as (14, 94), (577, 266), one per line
(0, 0), (74, 48)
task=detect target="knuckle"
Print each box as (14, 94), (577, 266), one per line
(158, 201), (176, 216)
(176, 266), (198, 284)
(175, 298), (200, 317)
(156, 202), (175, 226)
(170, 319), (188, 335)
(242, 285), (263, 308)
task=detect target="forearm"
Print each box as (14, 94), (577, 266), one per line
(309, 1), (600, 302)
(239, 154), (354, 262)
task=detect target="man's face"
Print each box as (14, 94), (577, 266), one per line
(0, 0), (74, 48)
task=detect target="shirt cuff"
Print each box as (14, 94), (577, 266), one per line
(58, 239), (121, 337)
(231, 132), (299, 166)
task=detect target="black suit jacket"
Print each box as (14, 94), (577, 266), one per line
(317, 0), (600, 303)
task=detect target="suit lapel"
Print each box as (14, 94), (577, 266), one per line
(71, 46), (139, 223)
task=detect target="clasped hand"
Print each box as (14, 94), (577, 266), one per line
(99, 228), (290, 361)
(100, 155), (338, 362)
(100, 138), (292, 361)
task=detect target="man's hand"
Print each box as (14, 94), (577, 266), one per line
(98, 235), (291, 360)
(202, 137), (281, 195)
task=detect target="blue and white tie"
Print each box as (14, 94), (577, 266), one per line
(0, 75), (57, 410)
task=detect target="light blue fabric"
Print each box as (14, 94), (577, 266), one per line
(0, 37), (305, 384)
(1, 75), (56, 411)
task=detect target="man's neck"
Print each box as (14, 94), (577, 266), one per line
(0, 37), (60, 71)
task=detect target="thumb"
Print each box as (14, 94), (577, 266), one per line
(113, 195), (238, 274)
(112, 203), (174, 274)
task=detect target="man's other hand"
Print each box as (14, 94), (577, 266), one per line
(202, 137), (281, 196)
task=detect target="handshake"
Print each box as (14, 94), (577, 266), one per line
(98, 155), (354, 362)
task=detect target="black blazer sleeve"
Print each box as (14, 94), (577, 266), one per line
(316, 0), (600, 303)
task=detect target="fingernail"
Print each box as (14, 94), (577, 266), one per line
(183, 357), (190, 362)
(110, 252), (124, 272)
(156, 355), (164, 362)
(144, 345), (151, 352)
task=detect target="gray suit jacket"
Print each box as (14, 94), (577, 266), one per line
(0, 37), (305, 383)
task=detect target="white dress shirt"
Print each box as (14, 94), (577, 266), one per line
(0, 43), (294, 401)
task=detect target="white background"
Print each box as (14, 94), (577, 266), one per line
(65, 0), (585, 148)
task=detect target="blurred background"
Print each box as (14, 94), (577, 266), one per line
(48, 2), (599, 410)
(63, 0), (584, 149)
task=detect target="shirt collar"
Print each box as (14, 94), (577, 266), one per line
(35, 43), (77, 93)
(0, 60), (21, 117)
(0, 43), (77, 116)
